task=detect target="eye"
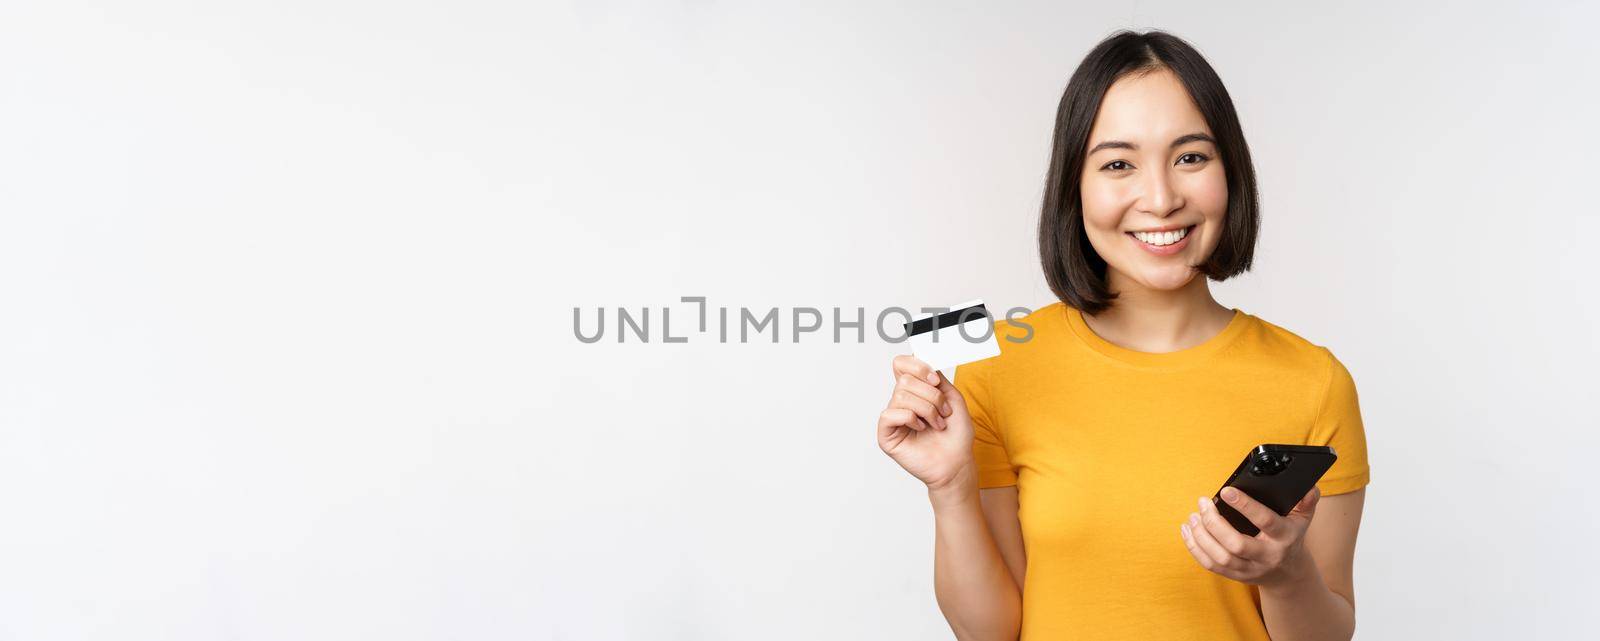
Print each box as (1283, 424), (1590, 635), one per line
(1101, 160), (1133, 172)
(1177, 152), (1209, 165)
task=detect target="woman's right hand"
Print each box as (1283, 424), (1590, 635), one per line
(877, 355), (976, 492)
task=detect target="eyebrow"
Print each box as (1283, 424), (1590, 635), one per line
(1088, 132), (1216, 155)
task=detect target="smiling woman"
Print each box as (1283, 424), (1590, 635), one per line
(1040, 33), (1259, 315)
(875, 29), (1369, 641)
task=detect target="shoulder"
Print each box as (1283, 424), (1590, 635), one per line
(953, 300), (1068, 380)
(994, 300), (1068, 347)
(1237, 312), (1351, 385)
(989, 300), (1072, 357)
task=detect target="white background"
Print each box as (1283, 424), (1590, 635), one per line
(2, 1), (1596, 639)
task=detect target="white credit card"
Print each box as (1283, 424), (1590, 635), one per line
(902, 299), (1002, 373)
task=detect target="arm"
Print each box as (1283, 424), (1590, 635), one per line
(876, 357), (1024, 641)
(1257, 349), (1367, 638)
(929, 466), (1024, 641)
(1180, 487), (1366, 641)
(1260, 489), (1364, 641)
(979, 486), (1027, 592)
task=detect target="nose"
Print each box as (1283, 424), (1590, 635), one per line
(1137, 166), (1184, 218)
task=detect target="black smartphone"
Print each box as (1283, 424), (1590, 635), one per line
(1212, 444), (1337, 536)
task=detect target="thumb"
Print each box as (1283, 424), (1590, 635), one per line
(935, 372), (970, 417)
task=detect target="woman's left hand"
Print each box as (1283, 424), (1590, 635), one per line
(1179, 486), (1321, 587)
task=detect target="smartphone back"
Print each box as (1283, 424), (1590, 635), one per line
(1213, 445), (1337, 536)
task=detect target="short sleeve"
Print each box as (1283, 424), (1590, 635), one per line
(953, 361), (1016, 489)
(1309, 349), (1370, 496)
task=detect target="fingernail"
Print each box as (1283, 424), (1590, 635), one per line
(1198, 497), (1209, 511)
(1180, 524), (1190, 539)
(942, 402), (952, 415)
(926, 372), (939, 385)
(1188, 513), (1200, 527)
(1221, 487), (1239, 502)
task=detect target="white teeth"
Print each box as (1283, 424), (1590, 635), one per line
(1132, 227), (1189, 246)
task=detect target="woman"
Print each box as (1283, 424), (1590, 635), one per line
(876, 31), (1369, 640)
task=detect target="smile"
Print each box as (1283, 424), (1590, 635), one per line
(1126, 225), (1196, 255)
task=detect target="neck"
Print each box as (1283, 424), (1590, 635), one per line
(1081, 270), (1234, 353)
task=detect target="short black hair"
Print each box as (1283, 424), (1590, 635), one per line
(1038, 30), (1259, 314)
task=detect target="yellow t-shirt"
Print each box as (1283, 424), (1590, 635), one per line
(954, 302), (1370, 641)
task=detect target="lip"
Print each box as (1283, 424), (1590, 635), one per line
(1128, 223), (1195, 233)
(1127, 225), (1195, 256)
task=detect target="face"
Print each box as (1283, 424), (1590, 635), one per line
(1079, 68), (1229, 293)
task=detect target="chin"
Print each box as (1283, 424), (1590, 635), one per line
(1131, 266), (1199, 292)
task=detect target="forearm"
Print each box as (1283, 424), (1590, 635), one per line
(1259, 559), (1354, 641)
(928, 466), (1021, 641)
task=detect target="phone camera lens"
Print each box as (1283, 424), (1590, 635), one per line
(1252, 451), (1287, 476)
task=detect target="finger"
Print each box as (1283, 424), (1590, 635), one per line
(1196, 498), (1254, 569)
(896, 374), (950, 418)
(877, 408), (916, 442)
(891, 355), (940, 387)
(1218, 486), (1287, 538)
(1287, 486), (1321, 526)
(1180, 522), (1219, 571)
(1199, 496), (1266, 560)
(1186, 511), (1247, 578)
(890, 389), (944, 430)
(877, 407), (928, 439)
(935, 373), (967, 416)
